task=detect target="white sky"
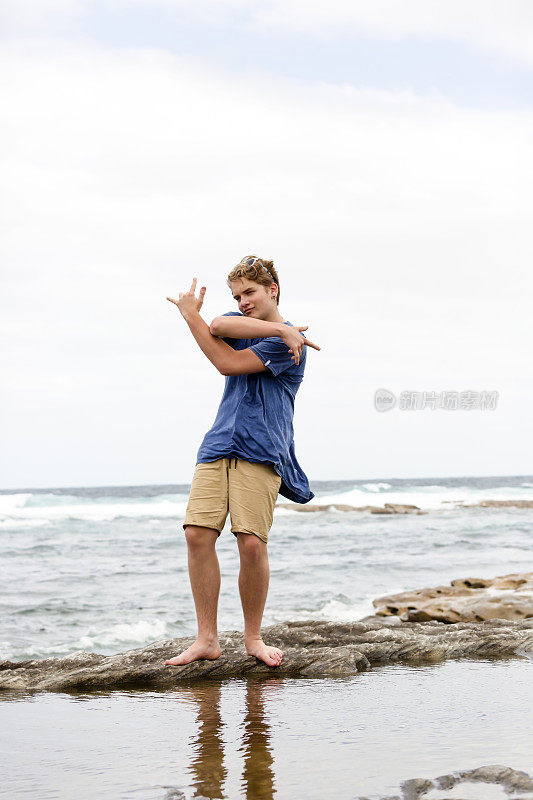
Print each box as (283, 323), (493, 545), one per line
(1, 1), (532, 489)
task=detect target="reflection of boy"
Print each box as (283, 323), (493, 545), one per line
(165, 260), (319, 668)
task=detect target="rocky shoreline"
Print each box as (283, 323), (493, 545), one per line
(373, 571), (533, 623)
(277, 502), (426, 514)
(2, 615), (532, 692)
(277, 499), (533, 513)
(2, 571), (532, 693)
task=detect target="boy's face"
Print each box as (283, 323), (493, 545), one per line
(230, 277), (276, 319)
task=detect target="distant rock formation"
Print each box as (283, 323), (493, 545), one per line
(1, 616), (532, 692)
(373, 571), (533, 623)
(355, 764), (533, 800)
(277, 499), (533, 513)
(456, 499), (533, 509)
(277, 502), (425, 514)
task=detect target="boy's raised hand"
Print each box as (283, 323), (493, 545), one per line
(167, 277), (206, 318)
(279, 325), (321, 366)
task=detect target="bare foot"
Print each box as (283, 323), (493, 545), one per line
(245, 637), (283, 667)
(164, 638), (221, 667)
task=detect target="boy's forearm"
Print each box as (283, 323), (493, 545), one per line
(181, 310), (235, 373)
(210, 315), (284, 339)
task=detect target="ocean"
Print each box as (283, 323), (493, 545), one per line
(1, 474), (532, 799)
(1, 474), (532, 662)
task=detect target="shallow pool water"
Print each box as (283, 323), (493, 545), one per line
(1, 657), (532, 799)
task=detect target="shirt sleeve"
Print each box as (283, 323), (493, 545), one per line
(250, 330), (305, 377)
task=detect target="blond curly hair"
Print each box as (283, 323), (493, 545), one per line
(227, 255), (280, 305)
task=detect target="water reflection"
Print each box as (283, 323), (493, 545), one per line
(238, 679), (278, 800)
(1, 660), (531, 800)
(181, 678), (280, 800)
(182, 682), (226, 799)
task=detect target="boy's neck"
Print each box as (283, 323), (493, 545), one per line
(261, 308), (285, 324)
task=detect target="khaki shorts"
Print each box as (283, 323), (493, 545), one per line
(183, 457), (282, 543)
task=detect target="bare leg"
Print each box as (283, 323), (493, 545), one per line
(165, 525), (222, 666)
(237, 533), (283, 667)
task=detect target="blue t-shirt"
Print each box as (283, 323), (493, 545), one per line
(196, 311), (314, 504)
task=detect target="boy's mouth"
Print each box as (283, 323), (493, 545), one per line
(243, 308), (254, 315)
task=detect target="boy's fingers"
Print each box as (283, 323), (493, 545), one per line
(288, 350), (299, 364)
(303, 339), (321, 350)
(190, 277), (197, 293)
(166, 297), (178, 305)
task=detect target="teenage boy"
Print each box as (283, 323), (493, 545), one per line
(165, 255), (319, 667)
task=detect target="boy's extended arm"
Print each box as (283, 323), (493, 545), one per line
(181, 309), (239, 375)
(210, 315), (284, 339)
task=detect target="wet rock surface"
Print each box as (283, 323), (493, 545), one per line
(355, 764), (533, 800)
(1, 616), (532, 692)
(373, 571), (533, 623)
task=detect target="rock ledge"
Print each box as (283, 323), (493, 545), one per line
(1, 617), (532, 692)
(373, 571), (533, 623)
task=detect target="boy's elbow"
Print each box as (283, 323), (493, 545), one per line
(218, 357), (235, 376)
(209, 317), (223, 336)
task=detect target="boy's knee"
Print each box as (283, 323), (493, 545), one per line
(237, 532), (266, 558)
(184, 525), (218, 548)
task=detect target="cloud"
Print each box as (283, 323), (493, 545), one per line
(2, 40), (531, 274)
(1, 39), (531, 485)
(3, 1), (533, 67)
(252, 0), (533, 66)
(0, 0), (79, 28)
